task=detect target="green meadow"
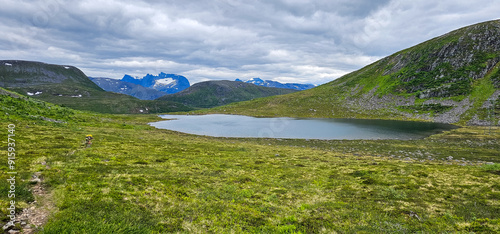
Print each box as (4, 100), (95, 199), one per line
(1, 92), (499, 233)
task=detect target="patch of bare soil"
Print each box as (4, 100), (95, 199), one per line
(4, 164), (56, 234)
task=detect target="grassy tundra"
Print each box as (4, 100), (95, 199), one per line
(1, 91), (499, 233)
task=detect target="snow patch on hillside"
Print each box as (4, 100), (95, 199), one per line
(154, 78), (178, 89)
(156, 78), (176, 85)
(27, 91), (42, 96)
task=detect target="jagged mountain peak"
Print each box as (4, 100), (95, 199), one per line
(89, 77), (168, 100)
(121, 73), (190, 94)
(0, 60), (99, 89)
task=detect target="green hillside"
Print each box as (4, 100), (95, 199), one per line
(0, 87), (79, 123)
(157, 80), (297, 108)
(199, 20), (500, 126)
(0, 60), (192, 114)
(1, 86), (499, 233)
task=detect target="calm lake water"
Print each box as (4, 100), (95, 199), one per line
(150, 114), (458, 140)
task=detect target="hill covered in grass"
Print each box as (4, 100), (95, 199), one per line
(157, 80), (298, 108)
(1, 86), (499, 233)
(200, 20), (500, 125)
(0, 60), (192, 114)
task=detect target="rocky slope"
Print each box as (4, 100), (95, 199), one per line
(204, 20), (500, 125)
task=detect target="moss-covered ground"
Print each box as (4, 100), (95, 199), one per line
(1, 92), (499, 233)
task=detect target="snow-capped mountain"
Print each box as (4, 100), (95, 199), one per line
(235, 78), (315, 90)
(90, 77), (168, 100)
(122, 72), (190, 94)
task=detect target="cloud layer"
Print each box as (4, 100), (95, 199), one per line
(1, 0), (499, 84)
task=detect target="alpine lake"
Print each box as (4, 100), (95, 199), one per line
(150, 114), (458, 140)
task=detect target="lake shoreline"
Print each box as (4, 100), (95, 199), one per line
(150, 114), (459, 140)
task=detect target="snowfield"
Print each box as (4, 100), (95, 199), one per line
(155, 78), (176, 86)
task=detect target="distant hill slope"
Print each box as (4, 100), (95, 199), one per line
(0, 60), (101, 90)
(0, 60), (192, 114)
(236, 78), (316, 90)
(90, 77), (167, 100)
(0, 87), (78, 123)
(157, 80), (298, 108)
(203, 20), (500, 125)
(122, 72), (190, 94)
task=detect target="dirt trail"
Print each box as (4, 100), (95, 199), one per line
(4, 163), (55, 234)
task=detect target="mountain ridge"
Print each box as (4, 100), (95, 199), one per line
(122, 72), (190, 94)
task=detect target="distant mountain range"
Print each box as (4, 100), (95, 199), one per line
(0, 60), (192, 114)
(0, 62), (304, 112)
(157, 80), (298, 108)
(90, 77), (167, 100)
(122, 72), (190, 94)
(90, 74), (315, 100)
(235, 78), (316, 90)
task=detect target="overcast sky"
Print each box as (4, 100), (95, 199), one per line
(1, 0), (499, 85)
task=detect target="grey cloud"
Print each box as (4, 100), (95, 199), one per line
(0, 0), (499, 84)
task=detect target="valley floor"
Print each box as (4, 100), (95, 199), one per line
(1, 114), (499, 233)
